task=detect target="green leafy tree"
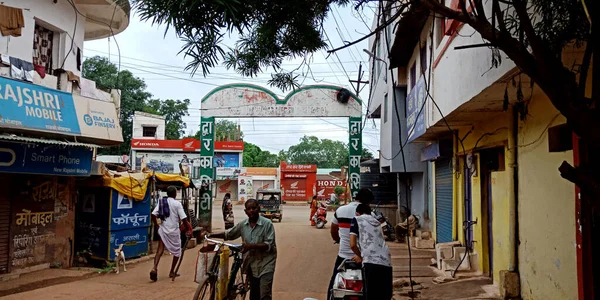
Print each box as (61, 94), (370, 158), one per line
(132, 0), (597, 189)
(83, 56), (151, 154)
(283, 135), (373, 168)
(144, 99), (191, 140)
(243, 142), (280, 167)
(132, 0), (349, 91)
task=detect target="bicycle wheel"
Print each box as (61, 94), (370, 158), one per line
(193, 277), (216, 300)
(232, 271), (250, 300)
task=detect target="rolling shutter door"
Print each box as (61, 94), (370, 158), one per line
(435, 158), (453, 243)
(0, 194), (10, 274)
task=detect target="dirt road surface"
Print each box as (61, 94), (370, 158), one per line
(1, 204), (338, 300)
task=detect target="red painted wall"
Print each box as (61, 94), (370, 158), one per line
(279, 162), (317, 201)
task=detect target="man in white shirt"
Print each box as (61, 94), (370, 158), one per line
(327, 188), (374, 299)
(150, 186), (192, 281)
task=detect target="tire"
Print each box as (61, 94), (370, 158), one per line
(193, 277), (216, 300)
(162, 166), (170, 173)
(316, 220), (325, 229)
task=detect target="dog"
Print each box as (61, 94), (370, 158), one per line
(113, 244), (127, 274)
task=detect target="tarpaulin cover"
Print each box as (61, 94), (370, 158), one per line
(154, 172), (191, 187)
(103, 170), (151, 200)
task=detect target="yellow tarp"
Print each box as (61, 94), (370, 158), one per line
(154, 173), (191, 187)
(101, 171), (192, 200)
(103, 171), (151, 200)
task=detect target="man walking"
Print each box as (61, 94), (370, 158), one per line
(210, 199), (277, 300)
(150, 186), (192, 281)
(327, 188), (374, 298)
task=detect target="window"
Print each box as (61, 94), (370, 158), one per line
(142, 126), (157, 137)
(420, 41), (428, 74)
(33, 24), (55, 74)
(410, 63), (416, 90)
(383, 94), (388, 123)
(376, 38), (382, 79)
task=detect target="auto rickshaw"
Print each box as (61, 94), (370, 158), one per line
(256, 189), (283, 222)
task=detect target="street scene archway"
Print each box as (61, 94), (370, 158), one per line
(196, 83), (363, 228)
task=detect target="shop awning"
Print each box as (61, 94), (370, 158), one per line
(0, 134), (101, 148)
(154, 172), (192, 188)
(103, 170), (151, 200)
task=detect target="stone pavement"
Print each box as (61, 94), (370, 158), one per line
(388, 241), (500, 300)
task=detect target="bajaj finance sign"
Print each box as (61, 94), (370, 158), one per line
(0, 77), (123, 142)
(199, 83), (363, 226)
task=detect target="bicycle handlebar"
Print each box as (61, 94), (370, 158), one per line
(204, 235), (243, 249)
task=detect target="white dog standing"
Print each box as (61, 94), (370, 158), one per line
(114, 244), (127, 274)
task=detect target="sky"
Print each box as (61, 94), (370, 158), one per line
(84, 3), (382, 155)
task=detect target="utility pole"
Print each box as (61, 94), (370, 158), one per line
(349, 63), (369, 95)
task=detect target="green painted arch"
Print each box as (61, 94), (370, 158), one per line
(200, 83), (281, 104)
(200, 83), (362, 105)
(283, 84), (362, 105)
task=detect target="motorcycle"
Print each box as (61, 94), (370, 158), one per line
(312, 201), (328, 229)
(330, 259), (364, 300)
(372, 206), (396, 241)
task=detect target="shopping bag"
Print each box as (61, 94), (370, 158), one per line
(194, 248), (216, 283)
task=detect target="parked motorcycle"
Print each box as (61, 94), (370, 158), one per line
(312, 201), (328, 229)
(372, 205), (396, 241)
(330, 259), (364, 300)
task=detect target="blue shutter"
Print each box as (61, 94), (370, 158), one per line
(435, 158), (453, 243)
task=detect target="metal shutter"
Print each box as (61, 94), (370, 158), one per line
(435, 158), (453, 243)
(0, 194), (9, 274)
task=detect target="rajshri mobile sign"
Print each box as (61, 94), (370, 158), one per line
(0, 76), (80, 134)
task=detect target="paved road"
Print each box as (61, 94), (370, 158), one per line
(1, 204), (338, 300)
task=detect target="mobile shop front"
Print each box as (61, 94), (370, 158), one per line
(0, 138), (95, 274)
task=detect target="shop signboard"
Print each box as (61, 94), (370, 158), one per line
(213, 152), (240, 168)
(348, 117), (362, 198)
(238, 176), (253, 203)
(0, 141), (93, 176)
(0, 77), (123, 142)
(198, 117), (215, 231)
(282, 178), (307, 200)
(407, 77), (426, 143)
(135, 152), (198, 177)
(110, 190), (151, 231)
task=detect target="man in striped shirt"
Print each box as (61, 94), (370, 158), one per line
(327, 188), (374, 299)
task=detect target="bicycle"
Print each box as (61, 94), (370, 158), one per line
(193, 236), (250, 300)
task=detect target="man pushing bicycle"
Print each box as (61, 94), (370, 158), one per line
(209, 198), (277, 300)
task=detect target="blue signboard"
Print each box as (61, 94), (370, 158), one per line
(0, 141), (93, 176)
(406, 77), (426, 143)
(213, 152), (240, 168)
(0, 76), (81, 134)
(110, 189), (151, 231)
(109, 227), (149, 260)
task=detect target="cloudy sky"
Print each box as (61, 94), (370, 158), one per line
(84, 4), (381, 155)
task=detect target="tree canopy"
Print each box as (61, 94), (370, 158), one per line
(83, 56), (190, 153)
(283, 135), (374, 168)
(132, 0), (597, 188)
(144, 99), (191, 140)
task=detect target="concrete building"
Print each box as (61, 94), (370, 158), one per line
(132, 111), (166, 140)
(366, 4), (430, 230)
(0, 0), (129, 277)
(375, 1), (582, 299)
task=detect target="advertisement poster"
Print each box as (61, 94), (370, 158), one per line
(316, 179), (346, 200)
(282, 178), (307, 200)
(135, 152), (199, 176)
(237, 176), (253, 203)
(213, 152), (240, 168)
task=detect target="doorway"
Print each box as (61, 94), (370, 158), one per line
(479, 148), (505, 278)
(0, 180), (10, 274)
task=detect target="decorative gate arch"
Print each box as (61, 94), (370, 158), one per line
(196, 83), (363, 228)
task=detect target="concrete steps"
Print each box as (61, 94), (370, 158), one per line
(435, 242), (474, 274)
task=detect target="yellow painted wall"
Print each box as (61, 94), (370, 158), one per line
(490, 170), (511, 281)
(455, 113), (511, 277)
(518, 90), (576, 300)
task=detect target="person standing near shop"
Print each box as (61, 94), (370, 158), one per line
(222, 193), (234, 229)
(309, 196), (318, 226)
(327, 188), (374, 299)
(150, 186), (192, 281)
(350, 203), (393, 300)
